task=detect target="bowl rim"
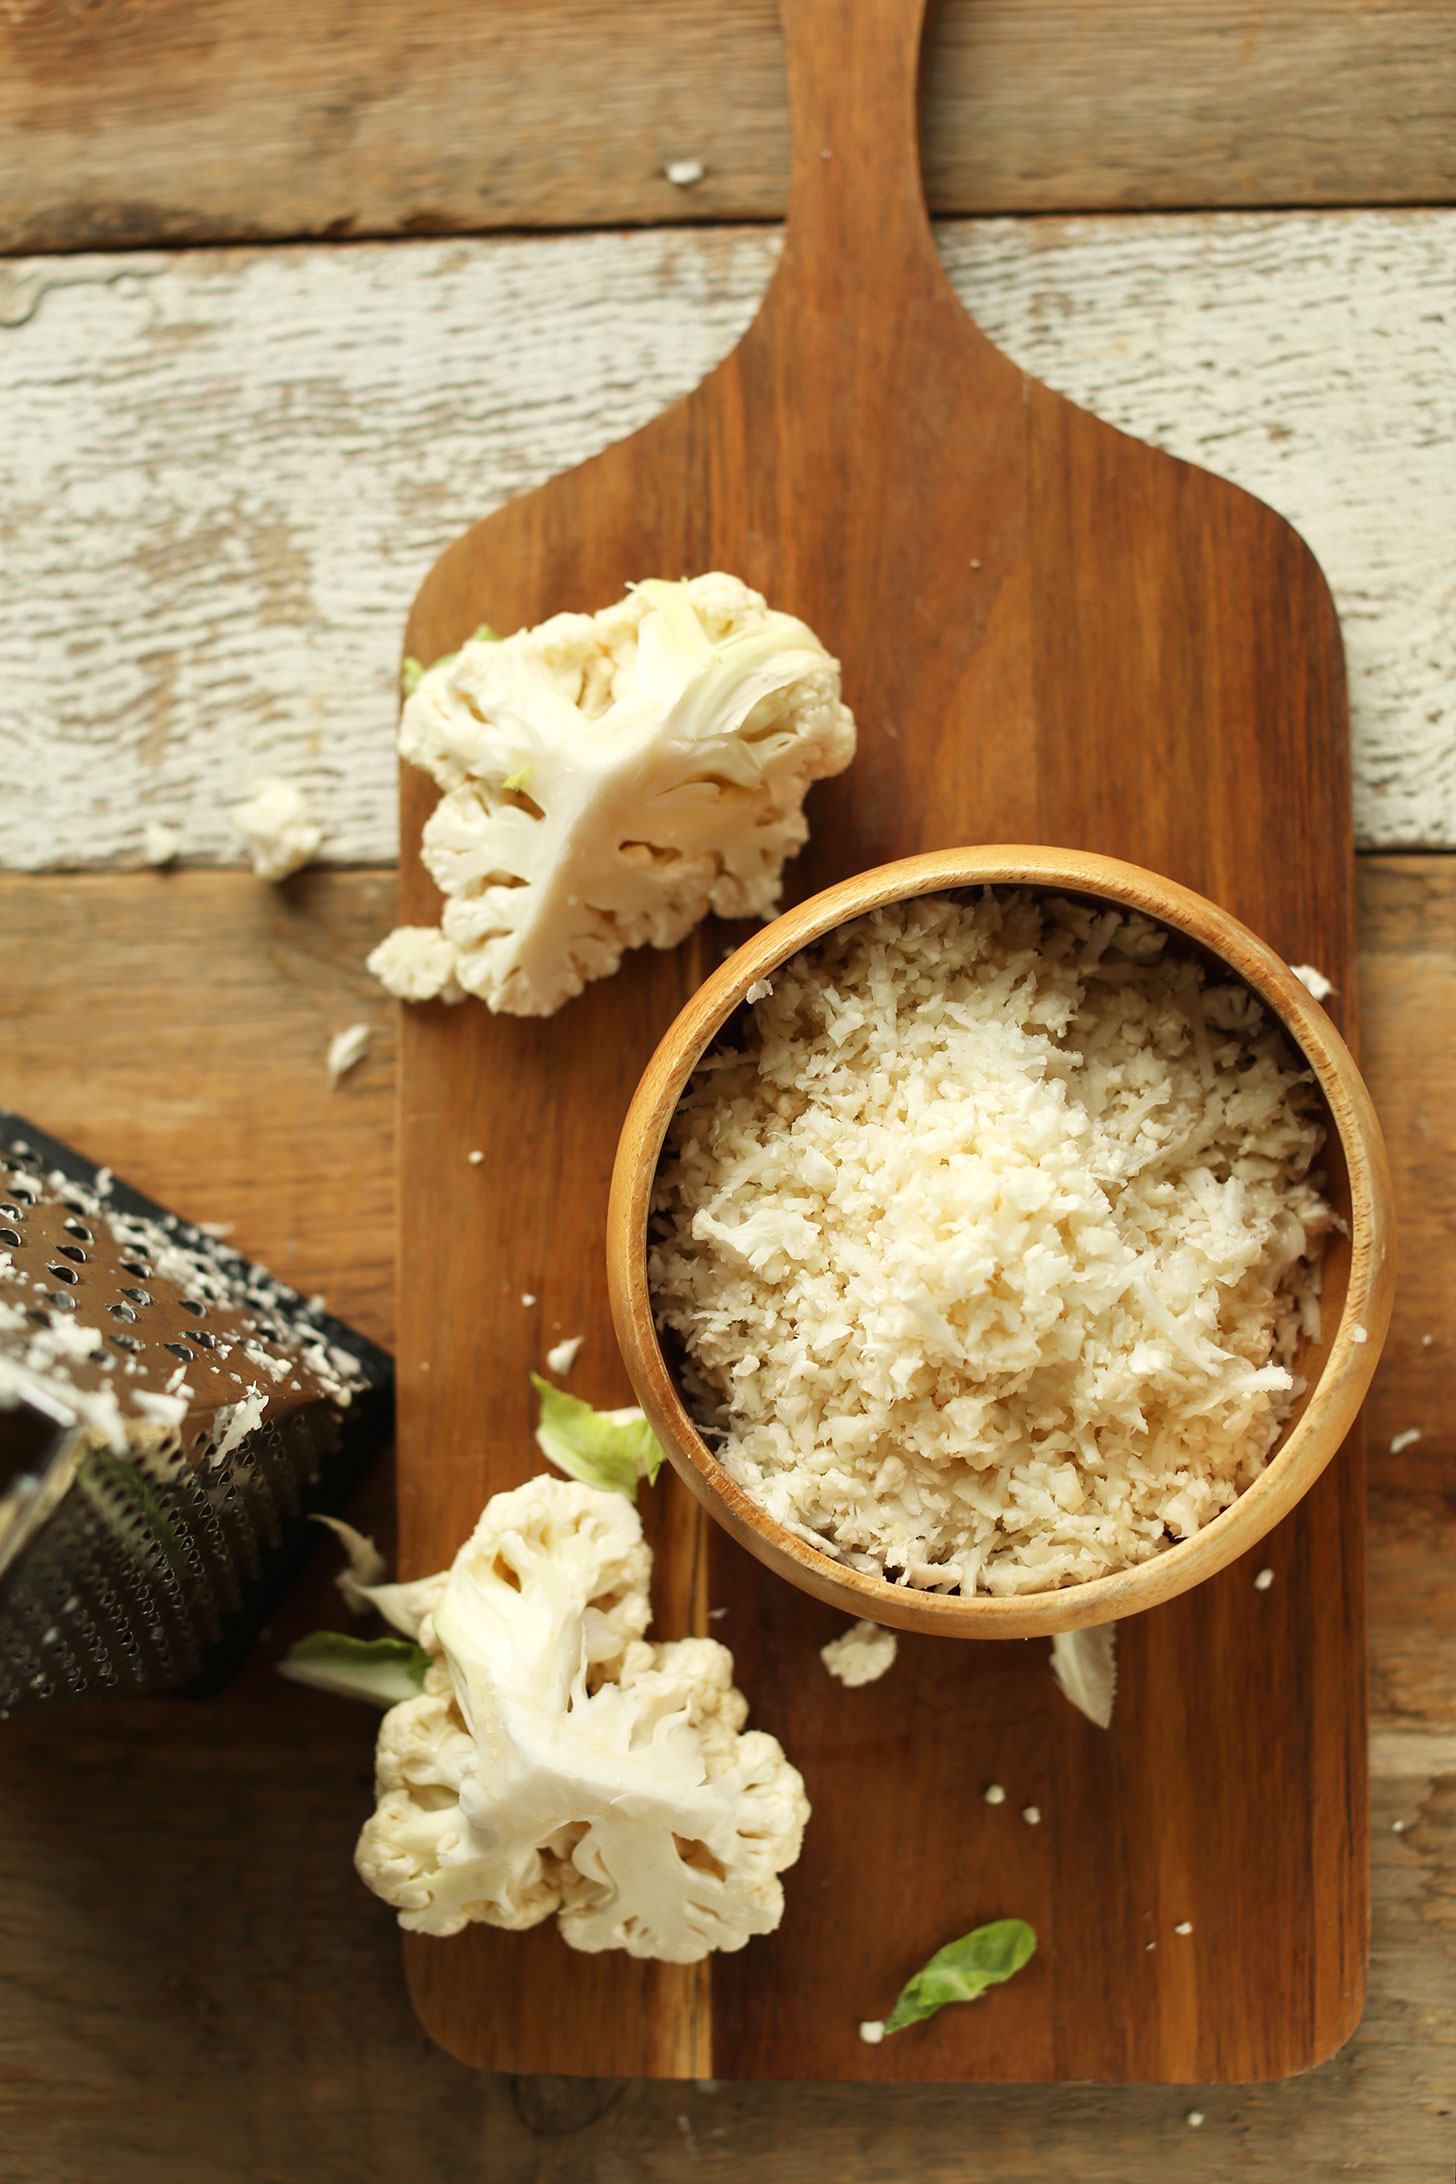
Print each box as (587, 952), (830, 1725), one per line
(607, 845), (1396, 1638)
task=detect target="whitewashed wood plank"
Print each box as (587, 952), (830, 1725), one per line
(0, 210), (1451, 871)
(948, 212), (1456, 853)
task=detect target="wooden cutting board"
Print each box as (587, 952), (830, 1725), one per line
(393, 0), (1362, 2081)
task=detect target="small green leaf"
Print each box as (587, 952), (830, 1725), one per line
(278, 1631), (431, 1707)
(881, 1919), (1037, 2034)
(401, 656), (425, 695)
(470, 622), (500, 644)
(531, 1374), (664, 1501)
(503, 766), (533, 792)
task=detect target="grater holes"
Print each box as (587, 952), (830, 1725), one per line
(0, 1228), (20, 1248)
(46, 1291), (76, 1311)
(25, 1306), (49, 1327)
(0, 1201), (24, 1218)
(120, 1260), (152, 1279)
(119, 1286), (151, 1306)
(108, 1303), (136, 1322)
(109, 1333), (142, 1353)
(46, 1263), (79, 1285)
(63, 1218), (92, 1242)
(179, 1299), (208, 1318)
(163, 1342), (193, 1364)
(183, 1329), (216, 1350)
(58, 1244), (86, 1264)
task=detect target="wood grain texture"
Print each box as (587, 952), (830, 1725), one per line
(0, 869), (398, 1350)
(392, 0), (1370, 2082)
(0, 854), (1449, 2175)
(2, 0), (1454, 253)
(4, 211), (1453, 880)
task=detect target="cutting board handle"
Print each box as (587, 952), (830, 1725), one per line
(775, 0), (941, 301)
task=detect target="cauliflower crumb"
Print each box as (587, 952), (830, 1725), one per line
(983, 1783), (1006, 1806)
(1186, 2110), (1205, 2128)
(131, 1389), (188, 1429)
(231, 775), (323, 881)
(665, 157), (706, 187)
(858, 2019), (886, 2045)
(1174, 1920), (1193, 1935)
(546, 1335), (584, 1376)
(1254, 1567), (1275, 1591)
(521, 1293), (537, 1307)
(1289, 963), (1334, 1001)
(819, 1618), (898, 1687)
(1351, 1323), (1369, 1344)
(1021, 1805), (1041, 1826)
(745, 977), (774, 1005)
(326, 1023), (371, 1086)
(375, 575), (856, 1018)
(468, 1149), (485, 1165)
(1390, 1428), (1422, 1454)
(143, 820), (179, 866)
(651, 892), (1330, 1596)
(368, 925), (465, 1004)
(1050, 1626), (1117, 1728)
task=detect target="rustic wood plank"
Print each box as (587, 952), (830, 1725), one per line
(392, 0), (1367, 2079)
(1, 0), (1454, 255)
(0, 869), (399, 1349)
(3, 212), (1452, 881)
(0, 858), (1449, 2171)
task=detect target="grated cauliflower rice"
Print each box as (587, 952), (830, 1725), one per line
(649, 892), (1332, 1595)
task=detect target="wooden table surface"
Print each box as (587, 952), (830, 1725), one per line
(1, 5), (1452, 2176)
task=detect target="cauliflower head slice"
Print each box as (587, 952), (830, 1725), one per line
(370, 574), (857, 1017)
(353, 1474), (810, 1961)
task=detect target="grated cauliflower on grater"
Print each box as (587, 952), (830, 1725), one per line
(649, 892), (1333, 1596)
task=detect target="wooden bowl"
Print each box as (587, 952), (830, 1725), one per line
(607, 846), (1395, 1639)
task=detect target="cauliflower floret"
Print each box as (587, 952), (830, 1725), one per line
(370, 575), (857, 1017)
(354, 1474), (810, 1961)
(230, 775), (323, 881)
(368, 925), (464, 1004)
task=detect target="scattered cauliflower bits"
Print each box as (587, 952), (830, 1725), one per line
(230, 775), (322, 881)
(820, 1618), (898, 1687)
(369, 575), (856, 1017)
(354, 1475), (809, 1961)
(650, 892), (1332, 1596)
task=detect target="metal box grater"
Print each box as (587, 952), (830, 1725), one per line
(0, 1115), (393, 1713)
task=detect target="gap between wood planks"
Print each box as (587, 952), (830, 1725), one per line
(1, 0), (1454, 253)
